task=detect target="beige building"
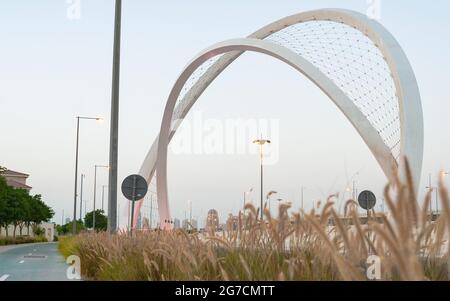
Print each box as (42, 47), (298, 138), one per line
(0, 223), (55, 242)
(1, 168), (54, 241)
(2, 169), (32, 191)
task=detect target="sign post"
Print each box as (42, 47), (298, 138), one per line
(121, 174), (148, 235)
(358, 190), (377, 255)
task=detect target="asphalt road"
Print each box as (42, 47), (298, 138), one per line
(0, 242), (74, 281)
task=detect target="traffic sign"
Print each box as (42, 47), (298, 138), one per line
(358, 190), (376, 210)
(121, 174), (148, 235)
(121, 174), (148, 201)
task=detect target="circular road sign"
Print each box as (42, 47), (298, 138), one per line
(121, 174), (148, 202)
(358, 190), (377, 210)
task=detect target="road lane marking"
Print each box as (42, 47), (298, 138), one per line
(19, 260), (25, 264)
(0, 275), (9, 281)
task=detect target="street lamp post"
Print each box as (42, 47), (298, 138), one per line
(80, 174), (85, 220)
(253, 139), (271, 220)
(426, 173), (435, 216)
(93, 165), (109, 230)
(345, 172), (359, 201)
(84, 200), (89, 217)
(277, 198), (283, 210)
(243, 188), (253, 211)
(102, 185), (108, 211)
(108, 0), (122, 234)
(266, 191), (277, 215)
(72, 116), (103, 235)
(188, 200), (193, 230)
(301, 186), (306, 211)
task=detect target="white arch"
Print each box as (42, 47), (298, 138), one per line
(132, 9), (423, 230)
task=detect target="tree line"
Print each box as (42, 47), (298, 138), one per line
(56, 209), (108, 235)
(0, 168), (54, 237)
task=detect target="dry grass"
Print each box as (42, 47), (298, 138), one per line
(60, 161), (450, 281)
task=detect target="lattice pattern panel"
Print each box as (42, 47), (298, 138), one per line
(173, 55), (224, 122)
(265, 20), (401, 161)
(137, 175), (159, 229)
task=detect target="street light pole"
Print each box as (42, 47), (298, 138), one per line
(84, 200), (88, 217)
(243, 188), (253, 211)
(277, 198), (283, 205)
(266, 191), (277, 216)
(93, 165), (109, 230)
(253, 139), (271, 220)
(188, 200), (192, 230)
(102, 185), (107, 211)
(426, 173), (433, 215)
(93, 165), (97, 230)
(108, 0), (122, 234)
(72, 116), (103, 235)
(72, 117), (80, 235)
(80, 174), (85, 220)
(301, 186), (305, 211)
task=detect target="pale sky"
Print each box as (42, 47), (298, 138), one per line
(1, 1), (449, 227)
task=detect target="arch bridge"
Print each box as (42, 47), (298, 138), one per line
(127, 9), (423, 230)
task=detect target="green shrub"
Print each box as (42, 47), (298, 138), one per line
(58, 236), (79, 258)
(32, 225), (45, 236)
(0, 235), (48, 246)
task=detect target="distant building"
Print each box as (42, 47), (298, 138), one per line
(1, 169), (32, 191)
(0, 222), (55, 242)
(191, 219), (198, 230)
(182, 219), (198, 231)
(65, 218), (71, 224)
(174, 218), (180, 229)
(226, 214), (251, 231)
(182, 219), (189, 230)
(206, 209), (219, 231)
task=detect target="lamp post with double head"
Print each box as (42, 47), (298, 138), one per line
(72, 116), (104, 235)
(253, 139), (271, 220)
